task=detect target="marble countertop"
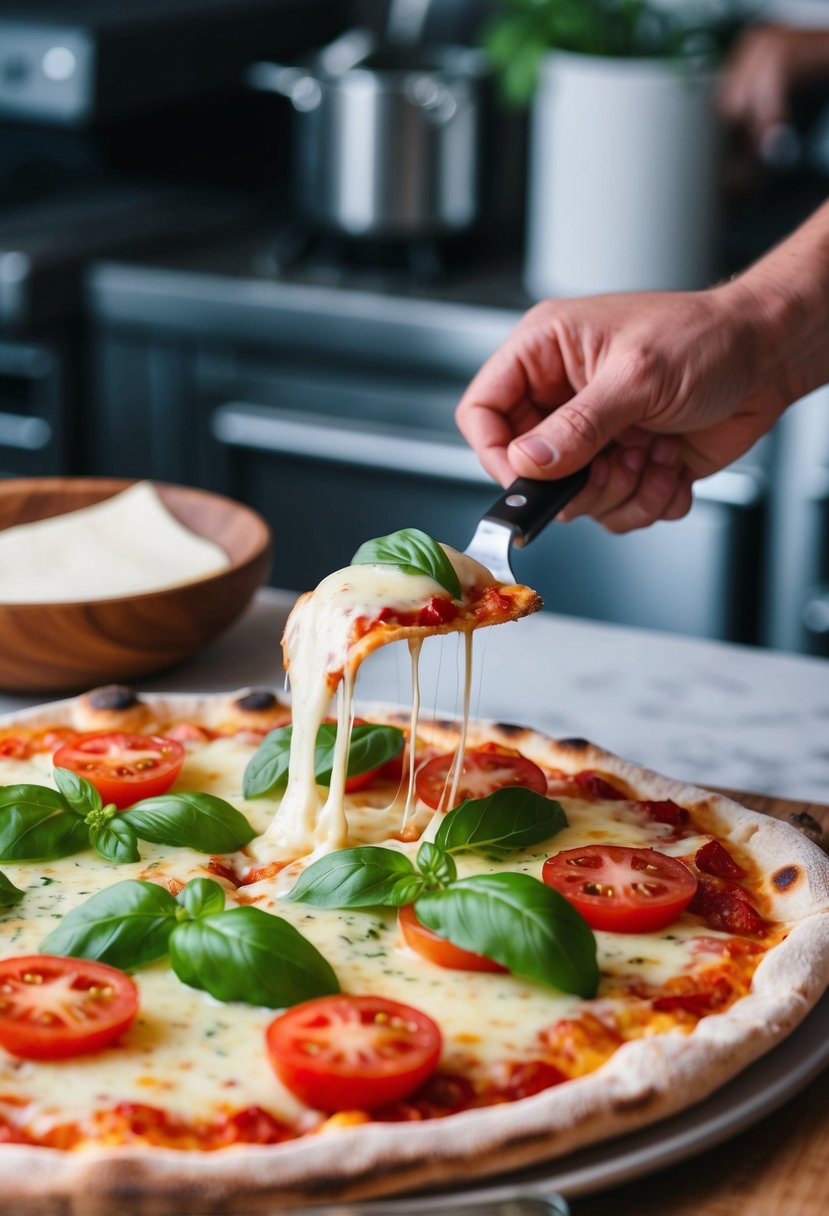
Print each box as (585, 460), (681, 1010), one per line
(3, 589), (829, 805)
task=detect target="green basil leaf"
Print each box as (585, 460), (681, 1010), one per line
(89, 817), (141, 864)
(169, 907), (339, 1007)
(123, 792), (256, 853)
(285, 846), (416, 908)
(53, 767), (102, 819)
(416, 841), (457, 888)
(388, 874), (426, 906)
(0, 869), (24, 907)
(177, 877), (226, 920)
(313, 723), (404, 786)
(0, 785), (89, 861)
(415, 872), (598, 997)
(352, 527), (461, 600)
(242, 726), (292, 799)
(243, 722), (404, 799)
(435, 787), (567, 856)
(40, 879), (178, 969)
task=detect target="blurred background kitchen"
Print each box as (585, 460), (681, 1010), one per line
(3, 0), (829, 655)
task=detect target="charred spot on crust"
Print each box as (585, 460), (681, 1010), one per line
(772, 864), (801, 891)
(87, 685), (138, 711)
(235, 690), (277, 712)
(557, 737), (591, 751)
(495, 721), (527, 736)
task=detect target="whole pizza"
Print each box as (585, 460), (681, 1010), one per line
(0, 529), (827, 1214)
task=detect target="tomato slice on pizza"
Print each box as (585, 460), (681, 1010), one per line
(0, 956), (138, 1060)
(52, 732), (185, 809)
(542, 845), (699, 933)
(265, 995), (442, 1111)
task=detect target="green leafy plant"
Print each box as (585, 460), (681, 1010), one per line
(484, 0), (735, 105)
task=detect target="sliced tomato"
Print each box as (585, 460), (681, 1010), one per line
(414, 747), (548, 811)
(398, 904), (507, 973)
(0, 956), (139, 1060)
(542, 845), (698, 933)
(53, 732), (185, 809)
(265, 995), (442, 1111)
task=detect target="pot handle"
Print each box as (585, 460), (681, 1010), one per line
(244, 62), (322, 112)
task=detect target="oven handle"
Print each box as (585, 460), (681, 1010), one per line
(0, 412), (52, 451)
(211, 402), (493, 485)
(211, 401), (766, 504)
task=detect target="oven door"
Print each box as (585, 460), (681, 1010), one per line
(200, 359), (768, 643)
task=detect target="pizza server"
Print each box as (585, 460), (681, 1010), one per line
(464, 469), (591, 583)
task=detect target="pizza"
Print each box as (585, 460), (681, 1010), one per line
(0, 528), (827, 1214)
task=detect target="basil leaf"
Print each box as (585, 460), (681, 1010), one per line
(285, 846), (416, 908)
(388, 874), (426, 906)
(41, 879), (178, 969)
(53, 767), (102, 819)
(242, 726), (292, 799)
(416, 841), (457, 888)
(123, 792), (256, 853)
(0, 785), (89, 861)
(352, 527), (461, 600)
(0, 869), (24, 907)
(415, 872), (598, 997)
(243, 723), (404, 799)
(177, 877), (226, 920)
(90, 817), (140, 864)
(314, 723), (404, 786)
(169, 907), (339, 1007)
(435, 787), (567, 855)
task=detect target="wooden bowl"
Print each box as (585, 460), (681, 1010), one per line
(0, 478), (272, 693)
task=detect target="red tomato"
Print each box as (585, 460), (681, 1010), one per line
(542, 845), (698, 933)
(53, 732), (185, 809)
(398, 904), (507, 973)
(0, 956), (139, 1060)
(265, 995), (442, 1111)
(415, 747), (548, 810)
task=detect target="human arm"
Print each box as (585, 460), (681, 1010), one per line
(455, 200), (829, 533)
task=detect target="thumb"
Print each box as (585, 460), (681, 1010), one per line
(507, 377), (643, 479)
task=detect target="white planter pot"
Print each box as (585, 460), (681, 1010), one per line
(524, 51), (719, 299)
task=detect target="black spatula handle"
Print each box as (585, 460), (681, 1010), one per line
(482, 467), (591, 548)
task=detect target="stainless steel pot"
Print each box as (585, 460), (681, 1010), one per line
(247, 30), (486, 240)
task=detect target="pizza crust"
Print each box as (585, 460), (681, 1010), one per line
(1, 694), (828, 1214)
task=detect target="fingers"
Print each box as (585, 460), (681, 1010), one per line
(557, 440), (693, 533)
(506, 372), (645, 481)
(455, 313), (572, 488)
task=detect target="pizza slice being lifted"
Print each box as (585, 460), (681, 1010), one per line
(262, 528), (541, 859)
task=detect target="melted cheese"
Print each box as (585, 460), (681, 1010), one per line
(262, 548), (491, 860)
(0, 741), (731, 1135)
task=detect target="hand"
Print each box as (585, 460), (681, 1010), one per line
(719, 24), (829, 152)
(455, 284), (788, 534)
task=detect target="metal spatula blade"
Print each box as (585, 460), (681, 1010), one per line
(464, 469), (591, 583)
